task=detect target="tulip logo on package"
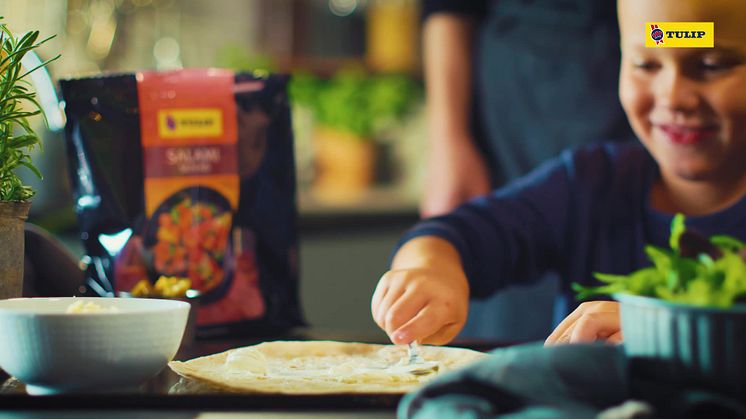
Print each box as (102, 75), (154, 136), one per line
(646, 22), (714, 48)
(158, 108), (223, 138)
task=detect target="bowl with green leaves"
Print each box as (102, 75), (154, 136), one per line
(0, 18), (58, 300)
(574, 214), (746, 395)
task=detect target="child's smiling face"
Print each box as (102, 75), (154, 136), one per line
(618, 0), (746, 184)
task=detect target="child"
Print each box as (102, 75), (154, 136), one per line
(372, 0), (746, 347)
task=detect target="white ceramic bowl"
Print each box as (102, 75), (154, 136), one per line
(0, 297), (189, 395)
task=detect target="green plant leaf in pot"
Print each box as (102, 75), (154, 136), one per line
(0, 17), (59, 202)
(574, 214), (746, 308)
(288, 69), (422, 140)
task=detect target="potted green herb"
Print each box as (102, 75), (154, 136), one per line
(0, 18), (58, 299)
(575, 214), (746, 395)
(289, 70), (422, 203)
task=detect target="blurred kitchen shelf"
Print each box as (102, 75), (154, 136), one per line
(297, 186), (419, 234)
(298, 186), (418, 215)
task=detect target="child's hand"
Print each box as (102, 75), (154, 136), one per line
(545, 301), (622, 345)
(371, 237), (469, 345)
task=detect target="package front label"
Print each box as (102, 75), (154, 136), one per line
(138, 69), (240, 217)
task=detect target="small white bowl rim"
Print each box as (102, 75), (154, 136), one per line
(0, 297), (189, 317)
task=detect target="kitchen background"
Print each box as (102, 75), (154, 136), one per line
(0, 0), (426, 340)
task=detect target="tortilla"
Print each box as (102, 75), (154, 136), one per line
(168, 340), (486, 394)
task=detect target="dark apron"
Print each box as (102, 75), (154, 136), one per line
(473, 0), (633, 185)
(462, 0), (634, 341)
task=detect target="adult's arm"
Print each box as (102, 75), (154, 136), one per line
(420, 4), (492, 217)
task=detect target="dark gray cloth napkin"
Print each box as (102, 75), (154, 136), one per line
(398, 343), (746, 419)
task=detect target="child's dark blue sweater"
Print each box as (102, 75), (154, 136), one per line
(398, 142), (746, 316)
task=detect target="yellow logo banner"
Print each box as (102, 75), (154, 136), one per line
(158, 108), (224, 139)
(646, 22), (714, 48)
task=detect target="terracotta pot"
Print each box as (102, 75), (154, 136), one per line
(0, 201), (31, 300)
(312, 127), (376, 204)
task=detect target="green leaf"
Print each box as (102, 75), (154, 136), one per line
(627, 267), (665, 296)
(593, 272), (629, 284)
(288, 69), (422, 138)
(670, 213), (686, 252)
(18, 53), (60, 80)
(575, 212), (746, 308)
(699, 253), (715, 269)
(19, 160), (42, 179)
(645, 245), (674, 273)
(572, 282), (624, 300)
(8, 134), (38, 149)
(711, 235), (746, 252)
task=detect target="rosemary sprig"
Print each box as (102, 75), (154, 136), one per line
(0, 17), (59, 201)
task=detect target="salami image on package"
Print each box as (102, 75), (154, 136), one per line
(60, 69), (303, 337)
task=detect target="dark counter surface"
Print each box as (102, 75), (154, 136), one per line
(0, 328), (506, 416)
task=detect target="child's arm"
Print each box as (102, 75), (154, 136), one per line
(371, 236), (469, 345)
(372, 149), (579, 345)
(544, 301), (621, 345)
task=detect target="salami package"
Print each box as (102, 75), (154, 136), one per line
(60, 69), (303, 337)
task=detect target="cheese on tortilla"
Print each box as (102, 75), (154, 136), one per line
(169, 340), (486, 394)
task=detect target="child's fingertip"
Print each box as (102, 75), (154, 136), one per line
(392, 330), (411, 345)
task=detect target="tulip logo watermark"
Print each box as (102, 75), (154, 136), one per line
(646, 22), (714, 48)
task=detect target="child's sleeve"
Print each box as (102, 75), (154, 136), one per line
(396, 150), (578, 298)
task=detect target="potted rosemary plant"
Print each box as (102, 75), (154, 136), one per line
(0, 19), (58, 299)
